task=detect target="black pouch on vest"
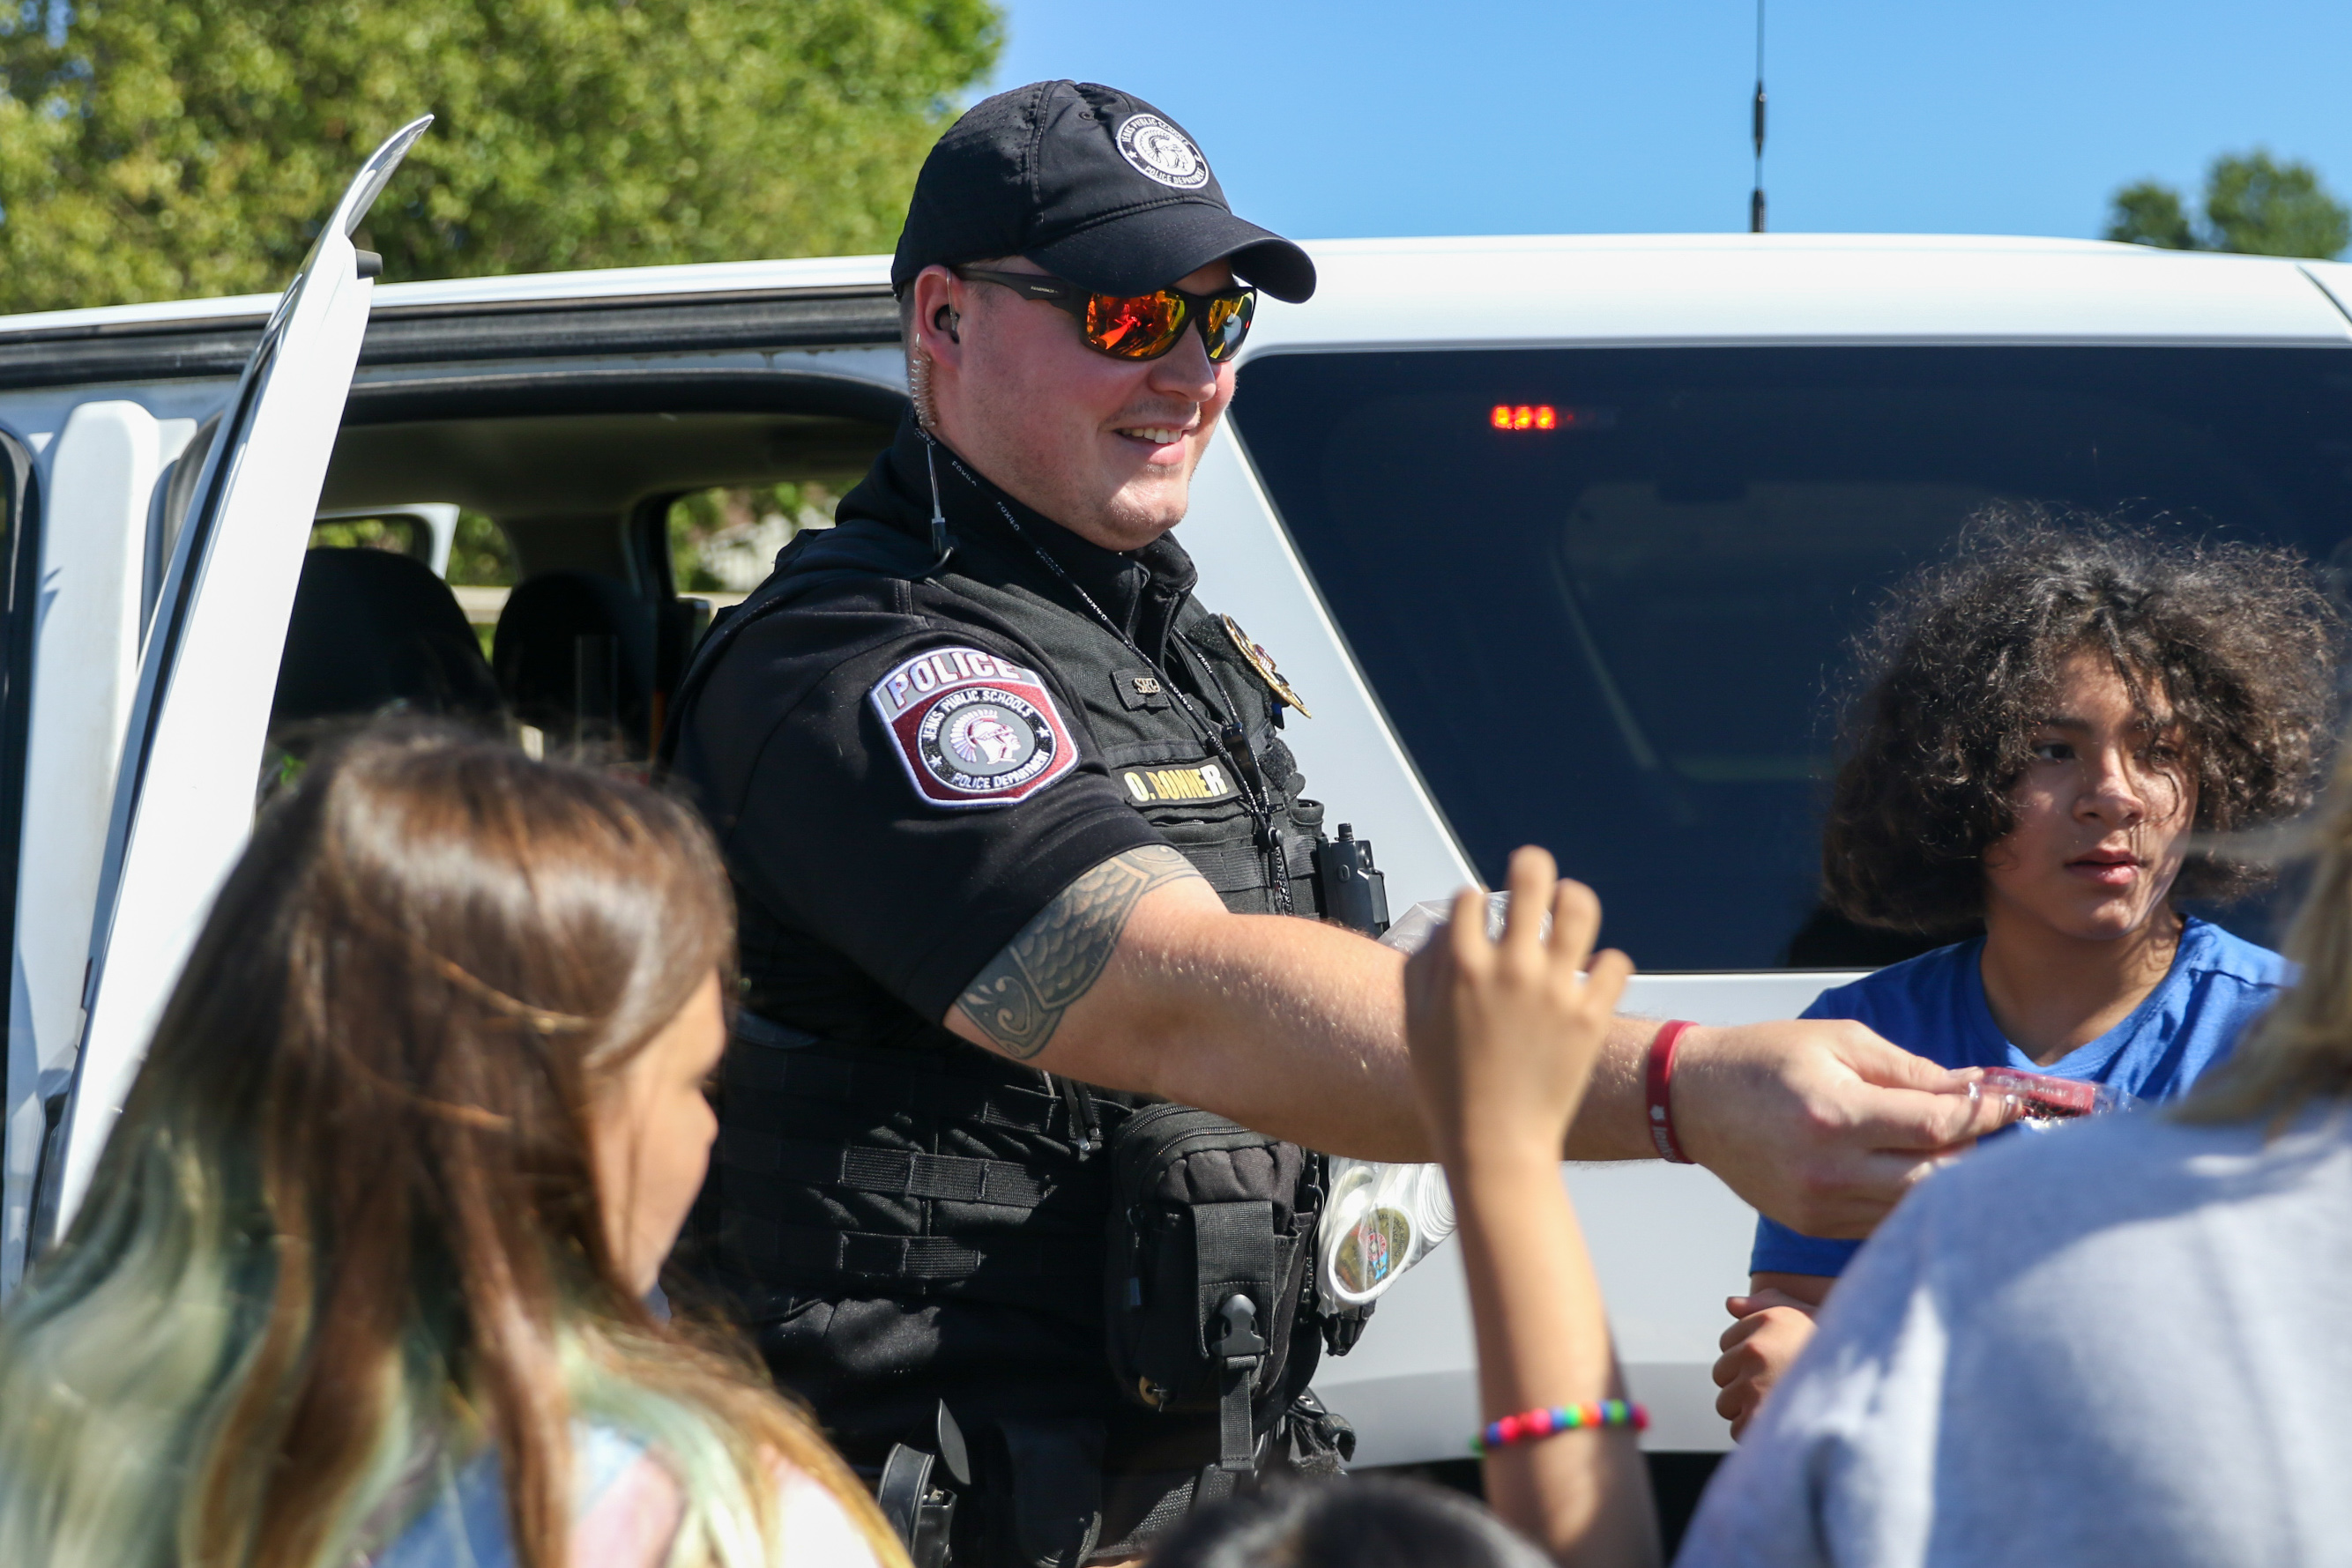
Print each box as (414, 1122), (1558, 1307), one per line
(1104, 1103), (1318, 1474)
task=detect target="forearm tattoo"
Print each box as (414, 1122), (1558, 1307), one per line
(957, 843), (1198, 1059)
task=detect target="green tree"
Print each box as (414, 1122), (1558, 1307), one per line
(667, 479), (847, 591)
(2104, 180), (2196, 251)
(2104, 150), (2350, 260)
(0, 0), (1000, 314)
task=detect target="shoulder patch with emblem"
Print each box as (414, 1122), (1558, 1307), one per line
(870, 646), (1079, 808)
(1220, 614), (1311, 718)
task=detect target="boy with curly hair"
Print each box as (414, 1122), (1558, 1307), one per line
(1713, 514), (2339, 1438)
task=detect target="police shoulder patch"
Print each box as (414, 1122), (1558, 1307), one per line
(869, 646), (1080, 808)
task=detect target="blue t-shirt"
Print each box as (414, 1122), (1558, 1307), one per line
(1749, 916), (2287, 1278)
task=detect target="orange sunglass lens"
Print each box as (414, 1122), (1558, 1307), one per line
(1086, 292), (1186, 358)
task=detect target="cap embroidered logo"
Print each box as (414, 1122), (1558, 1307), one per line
(870, 646), (1081, 807)
(1115, 114), (1210, 190)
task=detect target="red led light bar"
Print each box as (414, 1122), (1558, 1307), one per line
(1490, 404), (1563, 431)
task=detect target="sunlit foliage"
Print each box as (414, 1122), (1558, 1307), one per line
(0, 0), (1000, 312)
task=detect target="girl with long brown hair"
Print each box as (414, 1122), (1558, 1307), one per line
(0, 725), (904, 1568)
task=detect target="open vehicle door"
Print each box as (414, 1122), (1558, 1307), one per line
(26, 117), (433, 1255)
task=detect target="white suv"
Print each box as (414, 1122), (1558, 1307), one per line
(4, 128), (2349, 1484)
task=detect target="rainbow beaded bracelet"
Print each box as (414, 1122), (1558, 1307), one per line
(1470, 1400), (1649, 1455)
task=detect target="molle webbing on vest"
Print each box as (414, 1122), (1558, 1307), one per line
(723, 1039), (1090, 1136)
(719, 1130), (1072, 1210)
(1176, 840), (1286, 899)
(715, 1021), (1111, 1308)
(728, 1218), (1100, 1295)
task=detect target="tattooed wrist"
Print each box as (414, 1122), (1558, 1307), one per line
(956, 843), (1198, 1059)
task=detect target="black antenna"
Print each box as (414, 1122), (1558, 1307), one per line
(1750, 0), (1767, 233)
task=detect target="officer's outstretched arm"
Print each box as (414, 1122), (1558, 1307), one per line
(944, 843), (1433, 1161)
(942, 846), (2013, 1208)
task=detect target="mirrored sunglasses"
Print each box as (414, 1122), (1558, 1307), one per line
(950, 266), (1257, 363)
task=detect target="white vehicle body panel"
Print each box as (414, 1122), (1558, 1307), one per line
(2304, 259), (2352, 325)
(1179, 439), (1475, 910)
(0, 231), (2344, 1459)
(1251, 234), (2352, 350)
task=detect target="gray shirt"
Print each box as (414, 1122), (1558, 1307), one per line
(1679, 1104), (2352, 1567)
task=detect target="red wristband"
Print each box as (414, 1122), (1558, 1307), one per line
(1645, 1020), (1696, 1164)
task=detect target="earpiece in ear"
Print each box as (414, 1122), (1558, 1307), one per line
(934, 305), (961, 343)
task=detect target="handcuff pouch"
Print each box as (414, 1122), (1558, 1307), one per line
(1103, 1104), (1320, 1475)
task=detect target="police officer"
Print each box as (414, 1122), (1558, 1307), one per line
(669, 79), (2006, 1567)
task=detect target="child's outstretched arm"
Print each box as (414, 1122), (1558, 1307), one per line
(1403, 847), (1661, 1568)
(1714, 1271), (1834, 1438)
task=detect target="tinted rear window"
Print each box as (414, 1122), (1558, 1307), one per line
(1232, 346), (2352, 970)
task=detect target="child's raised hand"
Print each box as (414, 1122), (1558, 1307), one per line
(1713, 1290), (1820, 1439)
(1403, 845), (1634, 1170)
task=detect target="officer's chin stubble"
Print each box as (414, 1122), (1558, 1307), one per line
(916, 259), (1238, 554)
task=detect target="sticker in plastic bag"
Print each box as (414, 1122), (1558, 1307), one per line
(1981, 1066), (2132, 1129)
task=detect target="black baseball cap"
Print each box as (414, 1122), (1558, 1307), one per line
(891, 80), (1315, 304)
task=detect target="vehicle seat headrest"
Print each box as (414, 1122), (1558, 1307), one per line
(491, 569), (655, 742)
(272, 547), (503, 729)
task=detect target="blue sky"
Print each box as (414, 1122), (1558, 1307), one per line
(987, 2), (2352, 248)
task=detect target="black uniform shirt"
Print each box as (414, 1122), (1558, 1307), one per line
(677, 415), (1309, 1050)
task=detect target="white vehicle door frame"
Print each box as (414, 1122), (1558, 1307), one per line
(31, 116), (433, 1252)
(1, 404), (185, 1291)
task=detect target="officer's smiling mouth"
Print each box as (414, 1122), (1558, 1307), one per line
(1113, 424), (1195, 454)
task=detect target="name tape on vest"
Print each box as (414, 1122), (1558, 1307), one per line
(1119, 762), (1239, 806)
(870, 646), (1080, 808)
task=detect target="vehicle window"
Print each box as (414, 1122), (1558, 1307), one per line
(667, 479), (845, 596)
(309, 513), (430, 560)
(310, 509), (512, 655)
(1232, 346), (2352, 970)
(445, 512), (516, 587)
(307, 510), (515, 583)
